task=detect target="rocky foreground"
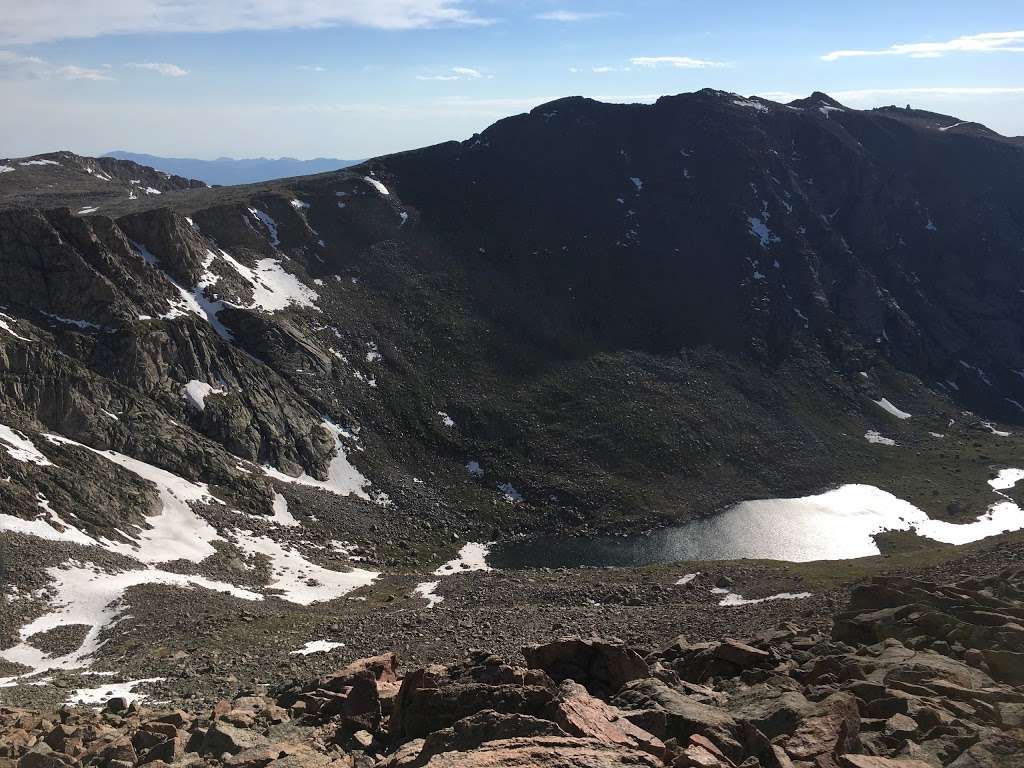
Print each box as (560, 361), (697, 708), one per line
(3, 568), (1023, 768)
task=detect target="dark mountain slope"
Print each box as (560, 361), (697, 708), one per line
(360, 89), (1024, 418)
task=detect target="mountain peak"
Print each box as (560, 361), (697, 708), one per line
(789, 91), (847, 110)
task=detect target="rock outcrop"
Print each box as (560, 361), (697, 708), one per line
(3, 568), (1022, 767)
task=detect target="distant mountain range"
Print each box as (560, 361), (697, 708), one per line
(103, 151), (359, 186)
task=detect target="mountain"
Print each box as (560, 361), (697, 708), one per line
(2, 90), (1024, 710)
(104, 151), (359, 186)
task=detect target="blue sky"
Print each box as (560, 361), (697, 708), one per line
(1, 1), (1022, 159)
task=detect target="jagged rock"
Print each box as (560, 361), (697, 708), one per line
(613, 678), (738, 758)
(522, 639), (648, 697)
(783, 693), (860, 761)
(390, 667), (556, 742)
(551, 681), (665, 759)
(946, 732), (1024, 767)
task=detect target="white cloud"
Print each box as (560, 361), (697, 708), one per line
(127, 62), (188, 77)
(535, 10), (616, 22)
(822, 30), (1024, 62)
(298, 65), (327, 72)
(417, 66), (488, 81)
(630, 56), (728, 69)
(0, 0), (491, 45)
(591, 65), (630, 73)
(57, 65), (114, 81)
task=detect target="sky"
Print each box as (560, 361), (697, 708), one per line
(1, 1), (1022, 160)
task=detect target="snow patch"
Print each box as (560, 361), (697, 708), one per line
(261, 420), (371, 500)
(44, 433), (223, 564)
(413, 581), (443, 608)
(67, 678), (164, 706)
(874, 398), (912, 420)
(864, 430), (897, 446)
(290, 640), (345, 655)
(434, 542), (492, 575)
(0, 311), (31, 341)
(248, 208), (280, 245)
(363, 176), (389, 196)
(712, 588), (813, 607)
(213, 249), (319, 312)
(229, 529), (378, 605)
(180, 380), (224, 411)
(732, 99), (769, 113)
(498, 482), (523, 503)
(747, 217), (780, 248)
(989, 468), (1024, 491)
(0, 424), (53, 466)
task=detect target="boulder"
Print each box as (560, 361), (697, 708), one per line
(726, 686), (816, 739)
(324, 653), (399, 692)
(522, 639), (648, 697)
(201, 722), (270, 756)
(784, 693), (860, 761)
(390, 668), (556, 742)
(982, 650), (1024, 684)
(713, 641), (771, 669)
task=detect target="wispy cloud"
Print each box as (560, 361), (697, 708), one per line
(535, 10), (617, 22)
(297, 65), (326, 72)
(127, 62), (188, 77)
(0, 50), (46, 79)
(417, 66), (488, 81)
(57, 64), (114, 81)
(822, 30), (1024, 62)
(591, 65), (629, 73)
(630, 56), (728, 69)
(1, 0), (492, 45)
(0, 50), (114, 81)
